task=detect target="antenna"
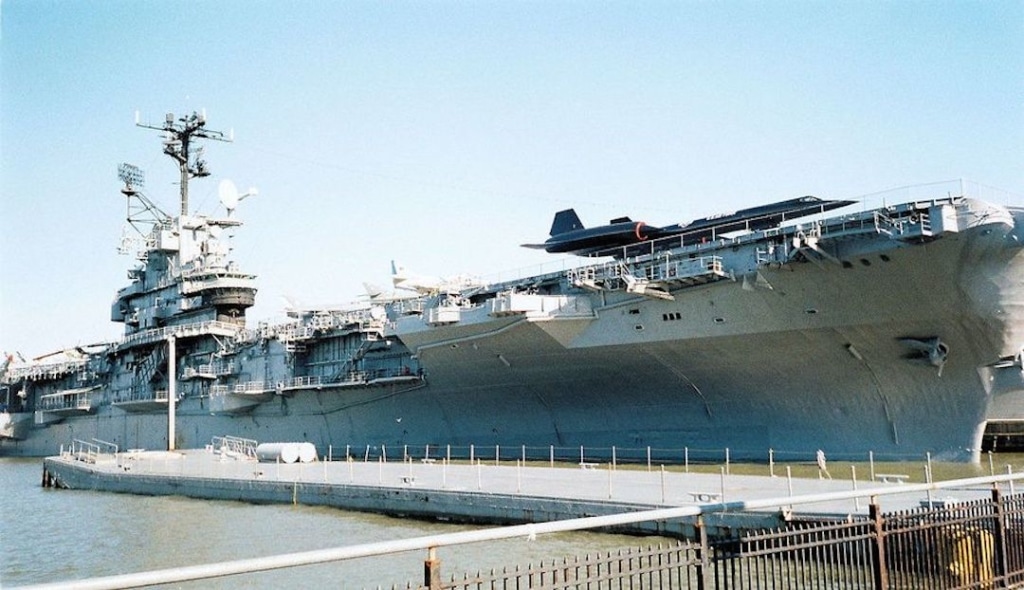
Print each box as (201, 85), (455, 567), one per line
(118, 162), (145, 195)
(218, 179), (258, 216)
(218, 179), (240, 212)
(136, 110), (232, 216)
(117, 162), (170, 244)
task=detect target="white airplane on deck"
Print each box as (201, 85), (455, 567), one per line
(390, 261), (484, 295)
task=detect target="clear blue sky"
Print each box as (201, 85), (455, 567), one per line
(2, 1), (1022, 357)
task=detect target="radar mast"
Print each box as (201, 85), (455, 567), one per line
(136, 110), (232, 216)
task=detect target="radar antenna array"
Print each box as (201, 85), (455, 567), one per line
(135, 110), (232, 216)
(117, 161), (170, 249)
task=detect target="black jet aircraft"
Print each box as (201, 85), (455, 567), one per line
(522, 196), (856, 258)
(520, 209), (661, 256)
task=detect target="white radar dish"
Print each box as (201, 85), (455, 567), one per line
(218, 179), (240, 211)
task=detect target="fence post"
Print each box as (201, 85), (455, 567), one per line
(694, 515), (711, 590)
(424, 547), (442, 590)
(991, 487), (1010, 588)
(869, 501), (888, 590)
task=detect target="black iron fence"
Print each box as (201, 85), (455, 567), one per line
(421, 489), (1024, 590)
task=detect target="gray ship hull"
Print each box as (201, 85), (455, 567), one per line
(5, 206), (1022, 462)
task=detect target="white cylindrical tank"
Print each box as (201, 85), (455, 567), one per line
(255, 442), (300, 464)
(296, 442), (317, 463)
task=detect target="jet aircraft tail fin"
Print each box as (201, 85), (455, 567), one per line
(550, 209), (585, 236)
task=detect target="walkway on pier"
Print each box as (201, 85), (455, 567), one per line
(42, 444), (1010, 533)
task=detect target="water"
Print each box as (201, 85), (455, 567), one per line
(4, 454), (1024, 588)
(0, 458), (668, 589)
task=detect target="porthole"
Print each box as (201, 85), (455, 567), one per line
(880, 254), (891, 262)
(713, 317), (726, 324)
(860, 259), (871, 267)
(634, 324), (644, 331)
(805, 308), (819, 315)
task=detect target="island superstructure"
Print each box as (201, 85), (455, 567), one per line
(2, 113), (1022, 462)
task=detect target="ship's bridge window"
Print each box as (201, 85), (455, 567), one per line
(662, 312), (683, 321)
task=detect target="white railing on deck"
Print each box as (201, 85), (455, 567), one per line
(210, 435), (257, 459)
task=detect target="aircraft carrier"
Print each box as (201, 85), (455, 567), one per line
(3, 113), (1023, 461)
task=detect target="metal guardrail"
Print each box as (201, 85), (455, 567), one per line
(117, 320), (241, 350)
(63, 439), (117, 464)
(38, 388), (95, 412)
(210, 435), (257, 459)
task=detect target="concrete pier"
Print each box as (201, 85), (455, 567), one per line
(41, 446), (1000, 539)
